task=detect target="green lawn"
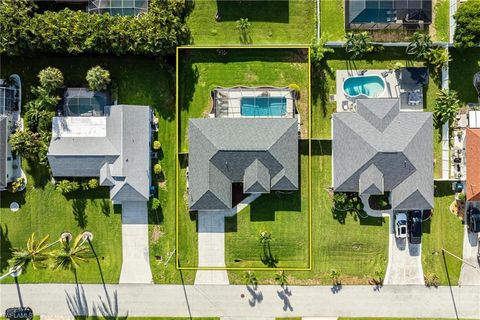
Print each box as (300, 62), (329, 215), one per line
(0, 55), (195, 284)
(0, 161), (122, 283)
(320, 0), (345, 41)
(339, 318), (471, 320)
(422, 181), (464, 285)
(186, 0), (315, 45)
(177, 48), (310, 268)
(433, 0), (449, 42)
(450, 48), (480, 104)
(225, 142), (310, 269)
(228, 140), (389, 284)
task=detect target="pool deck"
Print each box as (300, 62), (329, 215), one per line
(213, 88), (295, 118)
(334, 69), (425, 113)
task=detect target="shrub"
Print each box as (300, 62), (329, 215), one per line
(406, 32), (432, 60)
(9, 130), (45, 160)
(0, 0), (189, 56)
(152, 140), (161, 150)
(434, 89), (461, 125)
(424, 273), (439, 287)
(149, 198), (161, 211)
(333, 192), (347, 208)
(88, 178), (99, 189)
(454, 1), (480, 48)
(345, 31), (375, 59)
(38, 67), (63, 93)
(86, 66), (111, 92)
(310, 37), (333, 67)
(426, 47), (450, 72)
(288, 83), (301, 100)
(457, 192), (466, 201)
(153, 163), (162, 175)
(56, 180), (80, 194)
(8, 177), (25, 193)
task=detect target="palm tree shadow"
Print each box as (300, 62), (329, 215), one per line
(65, 285), (89, 318)
(72, 199), (88, 229)
(0, 224), (13, 271)
(94, 289), (128, 320)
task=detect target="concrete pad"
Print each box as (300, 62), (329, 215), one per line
(119, 201), (153, 284)
(459, 226), (480, 285)
(195, 211), (229, 285)
(384, 215), (424, 285)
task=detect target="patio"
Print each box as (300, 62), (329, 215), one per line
(334, 68), (427, 112)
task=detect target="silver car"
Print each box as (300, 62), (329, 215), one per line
(395, 212), (407, 238)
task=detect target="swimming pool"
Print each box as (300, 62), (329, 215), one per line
(343, 75), (386, 98)
(241, 96), (287, 117)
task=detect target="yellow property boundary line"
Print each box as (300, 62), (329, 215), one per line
(175, 45), (312, 271)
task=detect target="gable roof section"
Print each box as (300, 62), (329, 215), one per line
(188, 118), (298, 210)
(0, 116), (7, 188)
(47, 104), (151, 203)
(333, 98), (433, 210)
(348, 0), (432, 24)
(466, 128), (480, 201)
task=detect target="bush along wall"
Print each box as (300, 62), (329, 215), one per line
(0, 0), (190, 56)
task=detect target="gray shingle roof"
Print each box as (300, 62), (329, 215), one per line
(48, 105), (151, 203)
(333, 98), (433, 210)
(0, 116), (7, 188)
(188, 118), (298, 211)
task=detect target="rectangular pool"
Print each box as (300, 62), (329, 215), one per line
(240, 96), (287, 117)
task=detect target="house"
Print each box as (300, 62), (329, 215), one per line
(33, 0), (148, 16)
(0, 76), (22, 191)
(188, 118), (298, 211)
(347, 0), (432, 30)
(466, 127), (480, 203)
(47, 104), (151, 204)
(332, 98), (434, 211)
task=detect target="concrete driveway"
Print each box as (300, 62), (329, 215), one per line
(119, 201), (153, 284)
(195, 211), (229, 285)
(459, 226), (480, 285)
(384, 214), (424, 285)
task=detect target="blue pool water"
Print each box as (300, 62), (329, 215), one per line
(241, 97), (287, 117)
(343, 75), (385, 98)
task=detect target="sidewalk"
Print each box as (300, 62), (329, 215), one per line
(1, 284), (479, 319)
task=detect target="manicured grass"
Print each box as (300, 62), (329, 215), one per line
(177, 48), (310, 268)
(433, 0), (449, 42)
(224, 142), (309, 269)
(178, 48), (310, 153)
(450, 48), (480, 104)
(0, 55), (195, 284)
(186, 0), (315, 45)
(228, 140), (389, 284)
(339, 318), (471, 320)
(421, 181), (464, 285)
(0, 161), (121, 283)
(320, 0), (345, 41)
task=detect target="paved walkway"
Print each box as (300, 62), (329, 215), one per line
(1, 284), (479, 318)
(459, 226), (480, 285)
(119, 201), (152, 284)
(195, 211), (229, 285)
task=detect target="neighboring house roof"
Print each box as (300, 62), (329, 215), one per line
(348, 0), (432, 24)
(466, 128), (480, 201)
(0, 116), (7, 189)
(333, 98), (433, 210)
(48, 104), (151, 203)
(188, 118), (298, 211)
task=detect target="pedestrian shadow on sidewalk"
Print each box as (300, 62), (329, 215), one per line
(277, 286), (293, 311)
(246, 285), (263, 307)
(331, 284), (342, 294)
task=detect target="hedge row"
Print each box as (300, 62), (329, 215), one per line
(0, 0), (189, 56)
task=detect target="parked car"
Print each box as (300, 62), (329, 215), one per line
(395, 212), (407, 238)
(467, 207), (480, 233)
(408, 210), (422, 244)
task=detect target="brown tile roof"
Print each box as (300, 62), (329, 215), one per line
(466, 128), (480, 201)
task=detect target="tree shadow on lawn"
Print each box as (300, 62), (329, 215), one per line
(0, 224), (14, 272)
(72, 198), (88, 229)
(311, 139), (332, 156)
(250, 191), (301, 222)
(332, 207), (385, 227)
(434, 180), (455, 197)
(25, 160), (50, 189)
(312, 60), (333, 118)
(0, 190), (26, 208)
(216, 0), (289, 23)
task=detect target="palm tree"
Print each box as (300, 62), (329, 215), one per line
(9, 233), (51, 270)
(259, 231), (272, 257)
(50, 233), (92, 281)
(243, 270), (258, 287)
(275, 271), (288, 288)
(426, 47), (451, 72)
(9, 232), (72, 271)
(406, 32), (432, 60)
(345, 32), (373, 59)
(473, 71), (480, 98)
